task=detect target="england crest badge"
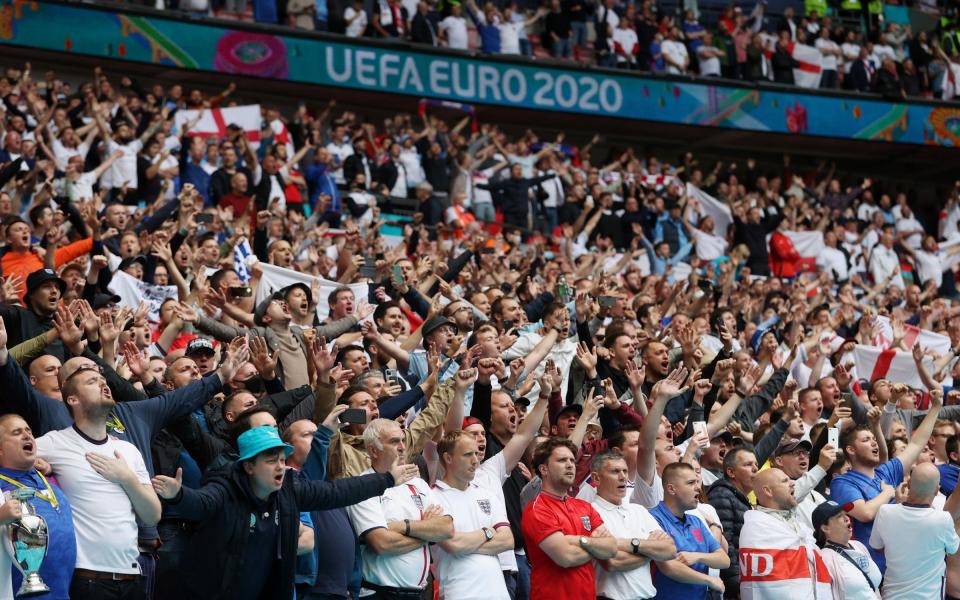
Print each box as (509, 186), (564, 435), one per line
(581, 515), (592, 532)
(477, 499), (492, 515)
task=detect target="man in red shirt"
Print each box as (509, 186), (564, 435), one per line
(522, 437), (618, 600)
(218, 171), (254, 218)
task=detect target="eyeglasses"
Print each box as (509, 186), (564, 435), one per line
(62, 363), (103, 385)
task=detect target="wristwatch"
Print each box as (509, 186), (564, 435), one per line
(630, 538), (641, 555)
(482, 527), (494, 542)
(579, 535), (589, 549)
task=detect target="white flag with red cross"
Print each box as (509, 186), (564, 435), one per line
(175, 104), (262, 145)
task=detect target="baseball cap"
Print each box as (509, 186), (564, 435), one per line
(24, 268), (65, 300)
(91, 292), (122, 310)
(281, 282), (311, 302)
(118, 254), (147, 272)
(711, 429), (734, 443)
(185, 337), (216, 357)
(254, 292), (285, 326)
(236, 426), (294, 462)
(552, 404), (583, 425)
(774, 437), (812, 457)
(421, 315), (456, 337)
(811, 500), (844, 533)
(462, 416), (484, 430)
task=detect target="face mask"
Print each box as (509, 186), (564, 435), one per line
(242, 376), (264, 394)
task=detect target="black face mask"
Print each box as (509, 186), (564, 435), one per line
(242, 376), (264, 394)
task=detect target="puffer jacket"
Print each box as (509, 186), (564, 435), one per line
(706, 477), (753, 590)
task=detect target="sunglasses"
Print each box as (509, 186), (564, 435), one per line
(62, 363), (103, 385)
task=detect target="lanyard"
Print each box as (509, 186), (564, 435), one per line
(0, 471), (59, 512)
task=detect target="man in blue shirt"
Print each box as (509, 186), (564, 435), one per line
(650, 462), (728, 599)
(830, 390), (941, 573)
(652, 200), (690, 256)
(0, 413), (76, 600)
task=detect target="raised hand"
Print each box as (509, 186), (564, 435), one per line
(217, 337), (250, 383)
(121, 341), (147, 380)
(151, 468), (183, 500)
(249, 335), (279, 379)
(54, 304), (85, 355)
(656, 366), (690, 400)
(175, 302), (199, 323)
(321, 404), (349, 433)
(575, 342), (598, 374)
(389, 461), (421, 486)
(454, 367), (479, 391)
(625, 359), (645, 390)
(311, 336), (338, 375)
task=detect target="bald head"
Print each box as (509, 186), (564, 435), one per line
(908, 463), (941, 502)
(59, 356), (96, 388)
(753, 468), (796, 510)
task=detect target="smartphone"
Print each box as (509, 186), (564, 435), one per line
(359, 265), (377, 279)
(482, 247), (495, 255)
(384, 368), (399, 386)
(599, 295), (617, 308)
(692, 421), (709, 448)
(228, 286), (253, 298)
(364, 257), (376, 268)
(391, 265), (404, 287)
(195, 213), (214, 224)
(827, 426), (839, 450)
(339, 408), (368, 425)
(502, 320), (515, 331)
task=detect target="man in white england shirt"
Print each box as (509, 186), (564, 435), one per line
(347, 418), (453, 598)
(590, 452), (676, 600)
(433, 431), (514, 600)
(439, 3), (469, 50)
(93, 104), (168, 198)
(869, 227), (904, 290)
(661, 27), (689, 74)
(870, 462), (960, 599)
(36, 361), (161, 600)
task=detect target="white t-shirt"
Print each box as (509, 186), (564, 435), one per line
(869, 503), (960, 599)
(816, 246), (849, 281)
(896, 215), (924, 249)
(661, 40), (689, 74)
(432, 480), (511, 600)
(345, 6), (368, 37)
(498, 21), (523, 55)
(820, 540), (881, 600)
(348, 474), (442, 590)
(815, 38), (839, 71)
(690, 228), (727, 261)
(440, 15), (468, 50)
(698, 45), (722, 77)
(914, 249), (944, 288)
(325, 141), (354, 184)
(36, 427), (150, 574)
(591, 496), (663, 600)
(841, 43), (861, 73)
(102, 139), (142, 191)
(67, 171), (100, 203)
(475, 453), (518, 572)
(52, 139), (90, 171)
(611, 27), (639, 64)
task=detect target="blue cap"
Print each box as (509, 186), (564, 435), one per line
(236, 426), (293, 462)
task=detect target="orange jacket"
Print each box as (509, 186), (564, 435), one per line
(2, 238), (93, 300)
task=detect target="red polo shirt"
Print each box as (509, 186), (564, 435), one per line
(521, 491), (604, 600)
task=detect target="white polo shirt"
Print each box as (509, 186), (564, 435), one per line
(432, 480), (511, 600)
(347, 473), (440, 591)
(36, 426), (149, 574)
(591, 496), (663, 599)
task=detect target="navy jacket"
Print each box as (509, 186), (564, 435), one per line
(168, 461), (395, 599)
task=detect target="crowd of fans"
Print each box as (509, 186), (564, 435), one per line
(143, 0), (960, 99)
(3, 53), (960, 600)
